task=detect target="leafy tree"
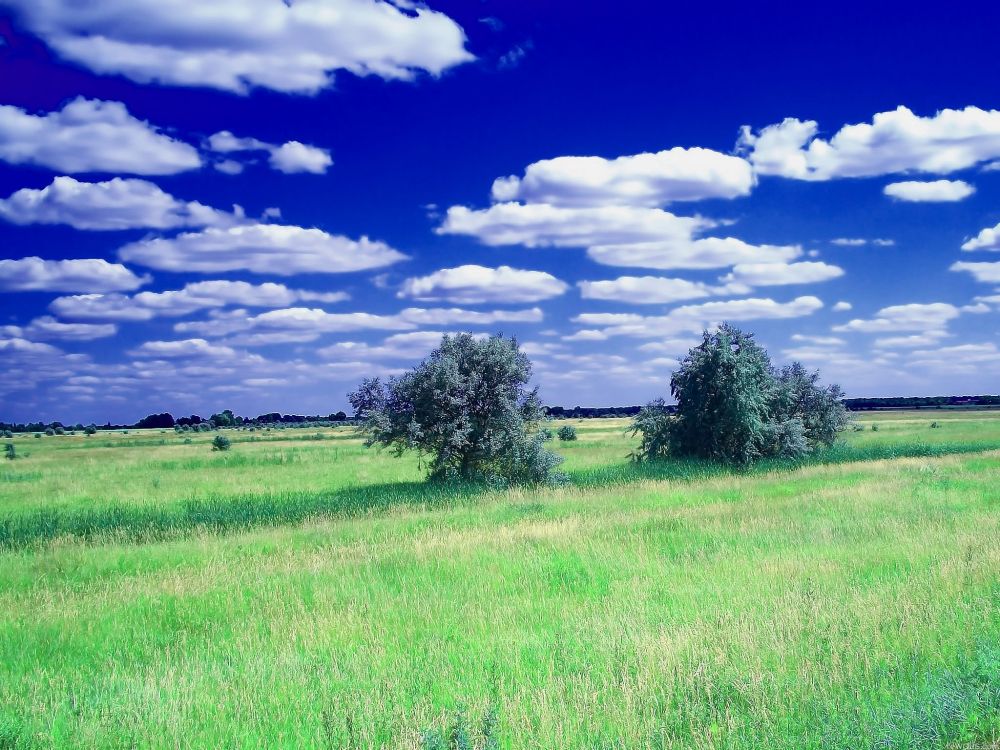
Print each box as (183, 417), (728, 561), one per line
(44, 428), (55, 437)
(84, 424), (97, 436)
(1, 430), (12, 439)
(211, 410), (236, 428)
(211, 435), (231, 451)
(632, 324), (848, 465)
(349, 333), (563, 485)
(557, 425), (578, 441)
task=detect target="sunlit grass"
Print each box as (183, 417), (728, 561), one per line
(1, 412), (999, 748)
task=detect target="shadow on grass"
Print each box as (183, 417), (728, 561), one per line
(3, 439), (998, 552)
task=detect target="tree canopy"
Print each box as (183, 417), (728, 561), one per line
(349, 333), (563, 485)
(632, 324), (850, 464)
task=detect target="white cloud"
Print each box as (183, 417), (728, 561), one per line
(438, 202), (710, 248)
(833, 303), (960, 333)
(174, 305), (543, 345)
(720, 261), (843, 287)
(0, 257), (150, 293)
(570, 296), (823, 339)
(317, 331), (459, 361)
(5, 0), (474, 95)
(873, 332), (950, 349)
(739, 106), (1000, 180)
(0, 98), (200, 174)
(118, 224), (407, 276)
(207, 131), (332, 174)
(0, 176), (242, 230)
(586, 237), (802, 270)
(491, 147), (755, 207)
(578, 276), (719, 304)
(832, 301), (853, 311)
(130, 338), (239, 359)
(831, 237), (894, 247)
(883, 179), (974, 202)
(398, 265), (568, 304)
(961, 222), (1000, 252)
(49, 280), (349, 321)
(790, 334), (845, 346)
(12, 316), (117, 341)
(950, 261), (1000, 283)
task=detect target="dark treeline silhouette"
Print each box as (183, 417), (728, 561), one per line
(3, 395), (997, 434)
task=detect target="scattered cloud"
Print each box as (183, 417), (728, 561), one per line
(578, 276), (719, 304)
(883, 179), (974, 202)
(130, 338), (240, 359)
(586, 237), (802, 270)
(791, 334), (846, 346)
(832, 301), (853, 311)
(720, 261), (843, 287)
(118, 224), (407, 275)
(207, 131), (332, 174)
(4, 0), (474, 95)
(398, 264), (568, 304)
(50, 280), (349, 321)
(0, 257), (150, 293)
(831, 237), (895, 247)
(0, 176), (243, 230)
(961, 222), (1000, 252)
(0, 98), (200, 174)
(950, 261), (1000, 284)
(3, 316), (117, 341)
(491, 147), (755, 206)
(739, 106), (1000, 180)
(834, 302), (960, 333)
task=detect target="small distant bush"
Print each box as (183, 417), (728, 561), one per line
(54, 427), (65, 436)
(557, 425), (578, 441)
(930, 421), (940, 429)
(871, 424), (879, 432)
(420, 704), (499, 750)
(4, 443), (15, 460)
(539, 427), (554, 441)
(183, 438), (192, 445)
(211, 435), (232, 452)
(34, 433), (42, 439)
(84, 425), (97, 436)
(45, 428), (55, 437)
(852, 423), (865, 432)
(1, 430), (12, 439)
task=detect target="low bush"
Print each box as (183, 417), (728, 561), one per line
(1, 430), (12, 439)
(557, 425), (578, 441)
(4, 443), (15, 460)
(930, 421), (940, 429)
(211, 435), (232, 452)
(871, 424), (879, 432)
(84, 425), (97, 436)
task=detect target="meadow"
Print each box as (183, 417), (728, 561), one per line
(1, 411), (999, 748)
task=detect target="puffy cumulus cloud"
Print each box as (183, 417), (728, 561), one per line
(0, 257), (150, 293)
(490, 147), (755, 207)
(961, 222), (1000, 252)
(905, 343), (1000, 372)
(578, 276), (720, 304)
(118, 224), (407, 275)
(0, 176), (243, 230)
(586, 237), (802, 271)
(720, 261), (844, 287)
(872, 332), (950, 349)
(174, 305), (543, 345)
(950, 261), (1000, 284)
(739, 106), (1000, 180)
(790, 334), (846, 346)
(5, 0), (473, 95)
(206, 131), (332, 174)
(883, 179), (975, 202)
(4, 316), (117, 341)
(833, 303), (961, 333)
(0, 98), (200, 174)
(398, 264), (568, 304)
(438, 202), (710, 248)
(832, 301), (853, 311)
(49, 280), (349, 321)
(569, 296), (823, 340)
(130, 338), (240, 359)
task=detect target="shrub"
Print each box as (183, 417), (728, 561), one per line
(54, 427), (65, 436)
(84, 424), (97, 436)
(852, 423), (865, 432)
(539, 426), (554, 441)
(45, 428), (55, 437)
(871, 423), (879, 432)
(34, 433), (42, 439)
(930, 421), (940, 428)
(211, 435), (232, 452)
(349, 333), (564, 486)
(557, 425), (578, 441)
(4, 443), (15, 460)
(1, 430), (12, 439)
(632, 325), (848, 465)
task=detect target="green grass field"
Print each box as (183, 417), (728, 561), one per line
(2, 411), (999, 748)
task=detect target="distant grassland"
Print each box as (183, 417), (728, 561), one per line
(1, 412), (999, 748)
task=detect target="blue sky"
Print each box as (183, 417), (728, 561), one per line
(1, 1), (999, 424)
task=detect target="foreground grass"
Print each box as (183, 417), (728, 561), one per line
(1, 414), (999, 748)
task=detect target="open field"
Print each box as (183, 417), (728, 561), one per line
(1, 412), (999, 748)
